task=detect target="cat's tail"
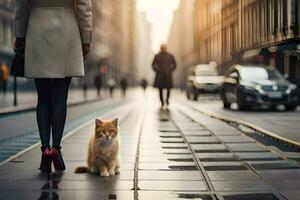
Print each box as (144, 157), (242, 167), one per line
(74, 166), (89, 173)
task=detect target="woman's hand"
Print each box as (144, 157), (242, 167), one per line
(15, 37), (25, 49)
(82, 43), (91, 60)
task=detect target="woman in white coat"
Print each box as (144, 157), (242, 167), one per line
(15, 0), (92, 173)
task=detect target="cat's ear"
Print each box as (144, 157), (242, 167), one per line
(112, 118), (118, 127)
(95, 119), (104, 127)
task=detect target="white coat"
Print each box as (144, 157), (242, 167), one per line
(15, 0), (92, 78)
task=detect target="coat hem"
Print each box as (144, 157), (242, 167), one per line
(24, 74), (84, 79)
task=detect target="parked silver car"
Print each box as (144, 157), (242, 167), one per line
(186, 64), (223, 100)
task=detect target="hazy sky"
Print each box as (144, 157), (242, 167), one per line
(137, 0), (180, 52)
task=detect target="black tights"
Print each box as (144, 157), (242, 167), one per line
(34, 78), (72, 148)
(159, 88), (171, 106)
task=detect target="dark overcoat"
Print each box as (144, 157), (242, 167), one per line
(152, 52), (176, 89)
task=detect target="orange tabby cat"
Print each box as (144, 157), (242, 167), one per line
(75, 118), (120, 176)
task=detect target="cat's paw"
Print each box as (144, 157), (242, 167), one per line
(100, 171), (109, 177)
(109, 169), (115, 176)
(115, 167), (120, 174)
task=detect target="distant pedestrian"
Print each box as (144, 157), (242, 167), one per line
(108, 78), (116, 97)
(94, 75), (102, 97)
(15, 0), (92, 173)
(152, 44), (176, 109)
(141, 78), (148, 91)
(1, 62), (8, 96)
(120, 77), (128, 97)
(83, 82), (88, 98)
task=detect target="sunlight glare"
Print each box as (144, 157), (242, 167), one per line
(137, 0), (180, 52)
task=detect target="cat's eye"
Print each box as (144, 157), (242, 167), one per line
(97, 130), (104, 136)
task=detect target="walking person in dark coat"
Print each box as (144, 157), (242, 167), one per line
(152, 44), (177, 109)
(141, 78), (148, 92)
(94, 74), (102, 97)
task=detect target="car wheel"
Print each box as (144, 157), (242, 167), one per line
(193, 94), (198, 101)
(223, 98), (231, 109)
(186, 91), (191, 100)
(269, 105), (277, 111)
(193, 88), (198, 101)
(237, 92), (248, 111)
(285, 105), (297, 111)
(237, 101), (248, 110)
(221, 91), (230, 109)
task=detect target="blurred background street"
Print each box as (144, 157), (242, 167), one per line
(1, 0), (300, 199)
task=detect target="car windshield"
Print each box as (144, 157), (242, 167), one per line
(240, 67), (284, 81)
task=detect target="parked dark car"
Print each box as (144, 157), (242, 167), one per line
(220, 65), (298, 110)
(186, 64), (223, 100)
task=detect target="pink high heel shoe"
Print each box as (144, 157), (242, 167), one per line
(50, 147), (66, 171)
(39, 146), (52, 173)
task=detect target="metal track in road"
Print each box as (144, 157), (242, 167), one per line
(132, 106), (146, 200)
(184, 101), (300, 150)
(175, 104), (287, 200)
(170, 112), (217, 200)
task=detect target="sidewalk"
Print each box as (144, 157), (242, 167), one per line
(0, 101), (139, 200)
(0, 88), (117, 115)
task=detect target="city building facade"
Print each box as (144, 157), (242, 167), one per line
(193, 0), (222, 67)
(221, 0), (300, 84)
(86, 0), (137, 86)
(190, 0), (300, 85)
(168, 0), (195, 87)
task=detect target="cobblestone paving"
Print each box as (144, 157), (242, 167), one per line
(0, 97), (300, 199)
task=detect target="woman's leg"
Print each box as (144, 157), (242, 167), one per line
(51, 77), (72, 148)
(34, 79), (52, 147)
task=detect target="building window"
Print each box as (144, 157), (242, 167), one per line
(283, 0), (287, 27)
(274, 0), (279, 32)
(266, 0), (269, 33)
(291, 0), (297, 26)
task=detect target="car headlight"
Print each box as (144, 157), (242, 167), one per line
(240, 81), (257, 91)
(193, 81), (202, 88)
(286, 84), (297, 94)
(254, 85), (265, 93)
(243, 84), (256, 91)
(241, 82), (264, 93)
(289, 84), (297, 90)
